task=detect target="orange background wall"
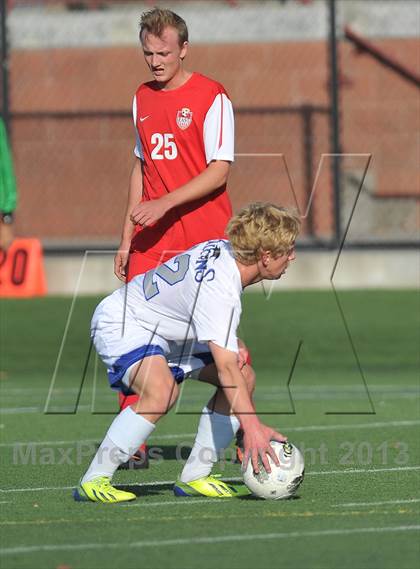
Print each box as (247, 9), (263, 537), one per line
(9, 38), (419, 242)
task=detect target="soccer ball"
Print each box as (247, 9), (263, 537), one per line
(243, 441), (305, 500)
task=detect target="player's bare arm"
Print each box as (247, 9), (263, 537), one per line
(129, 160), (230, 227)
(209, 341), (286, 474)
(114, 159), (143, 281)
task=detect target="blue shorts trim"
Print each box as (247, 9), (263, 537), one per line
(108, 344), (165, 394)
(108, 346), (215, 394)
(169, 365), (186, 384)
(168, 351), (214, 385)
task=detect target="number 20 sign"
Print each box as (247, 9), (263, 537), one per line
(0, 238), (46, 297)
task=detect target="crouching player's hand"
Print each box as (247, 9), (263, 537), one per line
(208, 342), (287, 476)
(242, 423), (287, 475)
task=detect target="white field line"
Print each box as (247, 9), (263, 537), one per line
(307, 466), (420, 476)
(120, 498), (223, 508)
(333, 498), (420, 508)
(3, 387), (419, 399)
(2, 391), (419, 405)
(0, 438), (99, 448)
(1, 385), (418, 413)
(120, 495), (420, 510)
(1, 525), (419, 556)
(1, 384), (417, 395)
(0, 407), (43, 415)
(5, 392), (418, 409)
(0, 405), (92, 415)
(1, 419), (419, 448)
(1, 466), (419, 494)
(1, 391), (417, 412)
(0, 479), (177, 494)
(283, 419), (420, 433)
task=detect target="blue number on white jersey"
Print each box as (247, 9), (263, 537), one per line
(143, 254), (190, 300)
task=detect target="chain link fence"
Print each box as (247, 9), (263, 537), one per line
(336, 0), (419, 245)
(2, 0), (419, 248)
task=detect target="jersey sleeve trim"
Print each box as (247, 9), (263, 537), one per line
(132, 95), (144, 160)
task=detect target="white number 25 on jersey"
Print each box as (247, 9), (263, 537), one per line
(150, 133), (178, 160)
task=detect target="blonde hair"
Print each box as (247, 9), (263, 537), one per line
(139, 8), (188, 46)
(226, 202), (301, 265)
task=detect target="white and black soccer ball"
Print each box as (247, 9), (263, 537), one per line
(243, 441), (305, 500)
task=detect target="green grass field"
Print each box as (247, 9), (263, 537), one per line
(1, 290), (419, 569)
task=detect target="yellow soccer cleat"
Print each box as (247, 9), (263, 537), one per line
(173, 474), (250, 498)
(73, 476), (136, 503)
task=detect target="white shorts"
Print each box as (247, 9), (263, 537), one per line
(91, 293), (214, 395)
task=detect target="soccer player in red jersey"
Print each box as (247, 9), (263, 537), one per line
(114, 8), (234, 282)
(113, 8), (249, 468)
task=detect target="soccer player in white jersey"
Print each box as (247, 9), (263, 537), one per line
(74, 203), (300, 503)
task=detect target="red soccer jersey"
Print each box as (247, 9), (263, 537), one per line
(130, 72), (234, 269)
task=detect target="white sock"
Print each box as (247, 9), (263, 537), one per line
(81, 407), (155, 484)
(180, 407), (240, 483)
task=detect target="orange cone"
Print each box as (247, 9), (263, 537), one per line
(0, 238), (47, 297)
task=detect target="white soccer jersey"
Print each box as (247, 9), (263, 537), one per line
(92, 240), (242, 374)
